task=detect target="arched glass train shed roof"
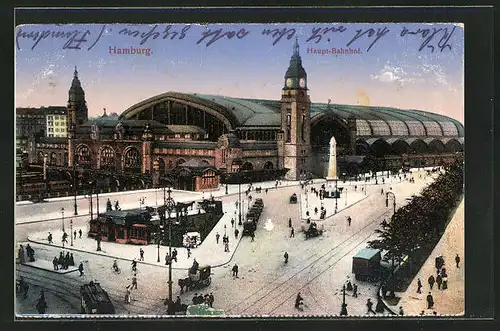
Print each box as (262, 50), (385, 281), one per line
(120, 92), (464, 138)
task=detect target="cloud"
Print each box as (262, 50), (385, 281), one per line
(370, 64), (416, 85)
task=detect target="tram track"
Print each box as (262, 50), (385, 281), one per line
(226, 192), (389, 315)
(16, 265), (165, 315)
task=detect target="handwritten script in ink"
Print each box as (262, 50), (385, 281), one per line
(16, 24), (457, 53)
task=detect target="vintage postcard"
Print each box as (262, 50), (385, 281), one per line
(15, 22), (464, 318)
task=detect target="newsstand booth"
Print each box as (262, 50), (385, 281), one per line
(89, 209), (152, 245)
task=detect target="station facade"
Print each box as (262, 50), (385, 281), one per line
(30, 39), (464, 189)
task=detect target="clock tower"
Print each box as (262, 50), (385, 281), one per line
(278, 37), (311, 181)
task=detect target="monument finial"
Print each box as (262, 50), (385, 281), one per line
(293, 36), (300, 56)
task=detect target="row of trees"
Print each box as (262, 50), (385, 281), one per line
(368, 156), (464, 296)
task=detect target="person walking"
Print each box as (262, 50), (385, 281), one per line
(290, 227), (295, 238)
(62, 232), (68, 245)
(366, 298), (376, 315)
(131, 273), (138, 289)
(295, 292), (304, 309)
(234, 228), (239, 239)
(132, 259), (137, 272)
(172, 249), (178, 262)
(455, 254), (461, 268)
(232, 264), (239, 277)
(187, 248), (192, 258)
(18, 245), (25, 264)
(79, 229), (82, 239)
(436, 274), (443, 290)
(352, 284), (358, 298)
(284, 252), (289, 264)
(442, 273), (448, 290)
(216, 232), (220, 244)
(139, 248), (144, 261)
(69, 253), (75, 266)
(73, 230), (77, 240)
(231, 218), (235, 228)
(251, 232), (255, 242)
(426, 292), (434, 309)
(417, 278), (422, 294)
(288, 218), (292, 228)
(347, 216), (352, 226)
(124, 286), (131, 304)
(399, 306), (404, 316)
(52, 257), (59, 271)
(428, 275), (435, 290)
(47, 232), (53, 244)
(209, 292), (214, 307)
(78, 262), (84, 276)
(36, 294), (47, 314)
(224, 242), (230, 252)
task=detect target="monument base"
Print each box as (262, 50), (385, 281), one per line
(326, 177), (338, 181)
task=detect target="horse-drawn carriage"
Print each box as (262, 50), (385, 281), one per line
(178, 265), (212, 293)
(289, 193), (298, 204)
(304, 222), (323, 239)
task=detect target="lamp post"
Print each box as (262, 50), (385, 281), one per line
(340, 284), (348, 316)
(70, 219), (73, 246)
(72, 157), (78, 216)
(238, 171), (243, 226)
(225, 184), (228, 195)
(386, 192), (396, 215)
(61, 208), (65, 232)
(345, 188), (348, 206)
(334, 179), (338, 214)
(164, 187), (176, 309)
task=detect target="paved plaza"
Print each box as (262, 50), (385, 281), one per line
(15, 169), (464, 316)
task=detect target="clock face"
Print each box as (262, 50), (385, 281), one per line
(299, 78), (306, 88)
(286, 78), (293, 88)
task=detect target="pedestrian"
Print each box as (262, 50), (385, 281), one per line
(251, 232), (255, 242)
(224, 242), (230, 252)
(428, 275), (435, 290)
(132, 259), (137, 271)
(79, 229), (82, 239)
(73, 230), (77, 240)
(18, 245), (25, 264)
(314, 207), (318, 215)
(347, 216), (352, 226)
(165, 253), (171, 265)
(231, 218), (235, 228)
(284, 252), (289, 264)
(62, 232), (68, 244)
(290, 227), (294, 238)
(209, 292), (214, 307)
(172, 249), (178, 262)
(436, 274), (442, 290)
(295, 292), (304, 309)
(234, 228), (239, 239)
(426, 292), (434, 309)
(352, 284), (358, 298)
(78, 262), (84, 276)
(417, 278), (422, 294)
(47, 232), (53, 244)
(288, 218), (292, 228)
(65, 252), (70, 267)
(36, 295), (47, 314)
(399, 306), (404, 316)
(366, 298), (376, 314)
(216, 232), (220, 244)
(232, 264), (239, 277)
(131, 274), (138, 289)
(442, 273), (448, 290)
(187, 248), (191, 258)
(53, 257), (59, 270)
(125, 286), (131, 304)
(455, 254), (461, 268)
(69, 253), (74, 266)
(115, 200), (120, 211)
(192, 293), (198, 305)
(139, 248), (144, 261)
(265, 188), (268, 194)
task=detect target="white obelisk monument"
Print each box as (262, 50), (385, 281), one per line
(326, 136), (338, 180)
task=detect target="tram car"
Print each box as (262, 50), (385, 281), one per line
(80, 281), (115, 314)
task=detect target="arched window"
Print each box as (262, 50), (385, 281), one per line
(99, 146), (115, 169)
(286, 112), (291, 142)
(242, 162), (253, 171)
(123, 147), (141, 170)
(76, 145), (91, 166)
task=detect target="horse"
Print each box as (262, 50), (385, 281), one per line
(178, 278), (193, 293)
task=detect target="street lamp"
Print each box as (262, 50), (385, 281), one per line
(334, 179), (338, 214)
(345, 188), (348, 206)
(70, 219), (73, 246)
(386, 192), (396, 215)
(340, 284), (348, 316)
(61, 208), (65, 232)
(164, 187), (176, 309)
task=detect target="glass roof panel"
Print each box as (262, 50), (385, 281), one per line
(387, 121), (409, 136)
(406, 121), (426, 136)
(422, 121), (443, 136)
(368, 120), (391, 135)
(356, 119), (372, 136)
(439, 122), (458, 136)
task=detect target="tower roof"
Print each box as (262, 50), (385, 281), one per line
(69, 65), (85, 102)
(284, 37), (307, 80)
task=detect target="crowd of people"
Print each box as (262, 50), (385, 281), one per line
(52, 251), (75, 270)
(191, 292), (215, 307)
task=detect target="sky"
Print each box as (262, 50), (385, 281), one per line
(15, 23), (464, 123)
